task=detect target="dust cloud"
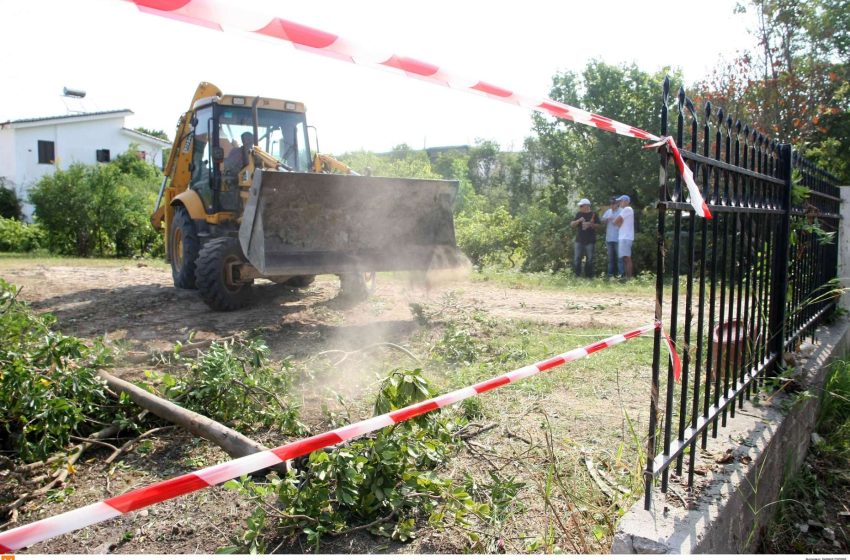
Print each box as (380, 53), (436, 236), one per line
(296, 249), (472, 420)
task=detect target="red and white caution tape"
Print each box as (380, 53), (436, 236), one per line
(0, 321), (679, 552)
(645, 137), (712, 219)
(120, 0), (711, 219)
(662, 326), (682, 382)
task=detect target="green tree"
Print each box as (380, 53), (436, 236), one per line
(455, 206), (525, 269)
(530, 69), (583, 208)
(30, 164), (98, 255)
(134, 127), (169, 141)
(0, 178), (22, 220)
(696, 0), (849, 181)
(525, 61), (675, 272)
(338, 144), (441, 179)
(29, 149), (163, 257)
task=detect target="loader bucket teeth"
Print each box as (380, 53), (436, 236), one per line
(239, 171), (466, 277)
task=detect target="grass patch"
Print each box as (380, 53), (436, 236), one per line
(469, 267), (656, 294)
(760, 359), (850, 553)
(0, 252), (169, 269)
(288, 292), (656, 552)
(379, 299), (652, 551)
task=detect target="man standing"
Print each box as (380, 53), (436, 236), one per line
(600, 196), (620, 278)
(613, 195), (635, 279)
(570, 198), (600, 278)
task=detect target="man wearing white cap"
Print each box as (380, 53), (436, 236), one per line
(600, 196), (621, 278)
(569, 198), (600, 278)
(613, 195), (634, 278)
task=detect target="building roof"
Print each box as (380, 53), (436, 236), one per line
(0, 109), (133, 129)
(121, 127), (171, 148)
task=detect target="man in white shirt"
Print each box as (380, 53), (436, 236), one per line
(600, 196), (620, 278)
(613, 194), (635, 279)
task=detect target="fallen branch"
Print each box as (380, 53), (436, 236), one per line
(359, 342), (421, 363)
(96, 369), (271, 461)
(462, 439), (500, 471)
(174, 336), (238, 354)
(121, 335), (241, 364)
(1, 424), (121, 520)
(230, 378), (292, 418)
(505, 428), (532, 445)
(69, 435), (119, 453)
(456, 422), (499, 441)
(314, 342), (421, 367)
(582, 453), (616, 500)
(104, 426), (174, 465)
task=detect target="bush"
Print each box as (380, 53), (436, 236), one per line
(28, 150), (163, 258)
(149, 339), (303, 434)
(0, 182), (22, 220)
(221, 370), (503, 553)
(455, 206), (525, 269)
(0, 279), (116, 461)
(0, 217), (44, 252)
(518, 204), (569, 272)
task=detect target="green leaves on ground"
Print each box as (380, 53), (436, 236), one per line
(220, 369), (521, 553)
(0, 279), (116, 462)
(148, 339), (304, 434)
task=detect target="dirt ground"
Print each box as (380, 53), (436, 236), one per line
(0, 264), (653, 356)
(0, 262), (659, 553)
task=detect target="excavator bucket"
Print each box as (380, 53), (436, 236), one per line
(239, 171), (465, 277)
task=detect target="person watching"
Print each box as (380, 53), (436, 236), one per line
(613, 194), (634, 279)
(600, 196), (621, 278)
(570, 198), (601, 278)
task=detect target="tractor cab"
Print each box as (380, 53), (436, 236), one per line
(188, 95), (311, 215)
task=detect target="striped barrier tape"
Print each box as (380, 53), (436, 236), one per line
(0, 321), (679, 552)
(120, 0), (711, 220)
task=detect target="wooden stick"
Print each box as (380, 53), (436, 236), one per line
(96, 370), (270, 460)
(104, 426), (174, 465)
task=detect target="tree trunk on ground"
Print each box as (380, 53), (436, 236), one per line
(96, 369), (270, 460)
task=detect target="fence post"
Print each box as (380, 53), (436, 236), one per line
(768, 143), (793, 372)
(840, 186), (850, 311)
(644, 77), (669, 510)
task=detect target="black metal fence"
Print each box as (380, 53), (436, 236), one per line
(643, 78), (842, 509)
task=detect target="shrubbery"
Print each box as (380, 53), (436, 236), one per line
(28, 147), (163, 258)
(149, 339), (304, 434)
(0, 217), (44, 252)
(0, 279), (116, 462)
(221, 370), (515, 553)
(455, 206), (525, 269)
(0, 183), (22, 220)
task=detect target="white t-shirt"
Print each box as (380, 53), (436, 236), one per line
(602, 208), (621, 242)
(617, 206), (634, 240)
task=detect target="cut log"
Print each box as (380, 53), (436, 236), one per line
(96, 369), (270, 460)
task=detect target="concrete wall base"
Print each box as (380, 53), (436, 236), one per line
(612, 318), (850, 554)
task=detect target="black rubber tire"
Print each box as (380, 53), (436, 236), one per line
(170, 205), (200, 289)
(280, 275), (315, 288)
(338, 273), (369, 301)
(195, 237), (253, 311)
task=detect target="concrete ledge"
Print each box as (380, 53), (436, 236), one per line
(612, 318), (850, 554)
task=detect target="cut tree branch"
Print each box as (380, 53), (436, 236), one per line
(96, 369), (271, 461)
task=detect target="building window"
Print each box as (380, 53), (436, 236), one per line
(37, 140), (55, 164)
(96, 149), (111, 163)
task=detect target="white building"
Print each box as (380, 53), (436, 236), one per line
(0, 110), (171, 220)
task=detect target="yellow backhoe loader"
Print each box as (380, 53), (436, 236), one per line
(151, 82), (462, 311)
